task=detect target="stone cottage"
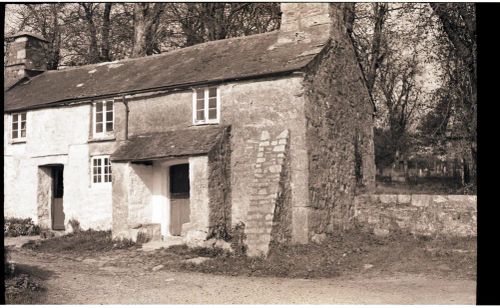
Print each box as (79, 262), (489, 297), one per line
(4, 3), (375, 256)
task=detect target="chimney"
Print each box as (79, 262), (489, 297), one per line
(278, 3), (332, 43)
(5, 32), (48, 88)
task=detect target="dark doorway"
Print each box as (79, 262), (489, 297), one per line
(51, 165), (65, 230)
(169, 163), (190, 236)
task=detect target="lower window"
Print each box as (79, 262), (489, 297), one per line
(92, 156), (112, 183)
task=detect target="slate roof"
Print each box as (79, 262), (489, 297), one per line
(5, 30), (329, 112)
(5, 32), (49, 43)
(111, 125), (229, 162)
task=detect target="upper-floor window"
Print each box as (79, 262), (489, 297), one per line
(93, 100), (114, 137)
(193, 87), (219, 125)
(11, 112), (27, 141)
(92, 155), (112, 184)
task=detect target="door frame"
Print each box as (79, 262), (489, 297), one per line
(168, 163), (190, 236)
(152, 158), (190, 238)
(50, 164), (65, 230)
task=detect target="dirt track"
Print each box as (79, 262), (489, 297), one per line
(8, 244), (475, 304)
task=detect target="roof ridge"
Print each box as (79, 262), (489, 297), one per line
(47, 31), (279, 74)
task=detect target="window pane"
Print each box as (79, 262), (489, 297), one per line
(209, 97), (217, 108)
(13, 114), (18, 122)
(104, 175), (108, 182)
(208, 108), (217, 120)
(209, 87), (217, 97)
(106, 110), (113, 122)
(106, 101), (113, 110)
(97, 175), (101, 182)
(21, 130), (26, 138)
(96, 102), (103, 112)
(196, 99), (204, 110)
(196, 110), (205, 121)
(106, 122), (113, 132)
(21, 121), (26, 130)
(109, 175), (112, 182)
(93, 175), (98, 183)
(96, 123), (103, 133)
(21, 113), (26, 121)
(12, 131), (18, 139)
(96, 112), (103, 123)
(196, 89), (205, 100)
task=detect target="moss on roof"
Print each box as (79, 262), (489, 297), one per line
(111, 125), (229, 162)
(5, 31), (329, 112)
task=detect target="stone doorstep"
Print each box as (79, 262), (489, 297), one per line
(140, 236), (184, 252)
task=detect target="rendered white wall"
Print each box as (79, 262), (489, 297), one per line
(127, 163), (154, 225)
(4, 104), (113, 230)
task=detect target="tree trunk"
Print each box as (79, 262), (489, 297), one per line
(343, 3), (355, 38)
(100, 3), (112, 62)
(131, 3), (165, 58)
(81, 4), (100, 64)
(366, 3), (388, 94)
(47, 4), (61, 70)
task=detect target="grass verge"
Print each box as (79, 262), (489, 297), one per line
(22, 229), (138, 254)
(20, 227), (476, 280)
(163, 228), (476, 279)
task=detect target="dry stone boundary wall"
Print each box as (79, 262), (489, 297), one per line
(354, 194), (477, 237)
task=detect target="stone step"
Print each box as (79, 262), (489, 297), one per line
(140, 236), (184, 252)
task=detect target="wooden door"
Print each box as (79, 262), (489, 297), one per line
(169, 164), (190, 236)
(51, 166), (65, 230)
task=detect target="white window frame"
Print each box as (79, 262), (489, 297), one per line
(11, 112), (27, 142)
(192, 86), (220, 125)
(91, 155), (112, 185)
(92, 100), (114, 138)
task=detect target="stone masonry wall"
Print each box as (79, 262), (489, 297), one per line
(207, 126), (232, 239)
(181, 156), (210, 245)
(354, 194), (477, 237)
(111, 162), (130, 239)
(245, 129), (290, 257)
(120, 76), (309, 239)
(269, 131), (293, 248)
(36, 167), (52, 229)
(303, 5), (375, 238)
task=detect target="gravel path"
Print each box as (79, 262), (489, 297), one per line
(8, 246), (475, 304)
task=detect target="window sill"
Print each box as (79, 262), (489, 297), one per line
(88, 136), (116, 143)
(191, 122), (220, 127)
(10, 139), (27, 144)
(91, 182), (112, 188)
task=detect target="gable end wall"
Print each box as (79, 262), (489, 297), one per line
(304, 27), (375, 237)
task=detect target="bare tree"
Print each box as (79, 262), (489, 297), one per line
(131, 3), (166, 58)
(100, 3), (112, 62)
(377, 52), (422, 161)
(11, 4), (66, 69)
(79, 3), (100, 64)
(430, 3), (476, 182)
(6, 3), (281, 65)
(166, 3), (280, 48)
